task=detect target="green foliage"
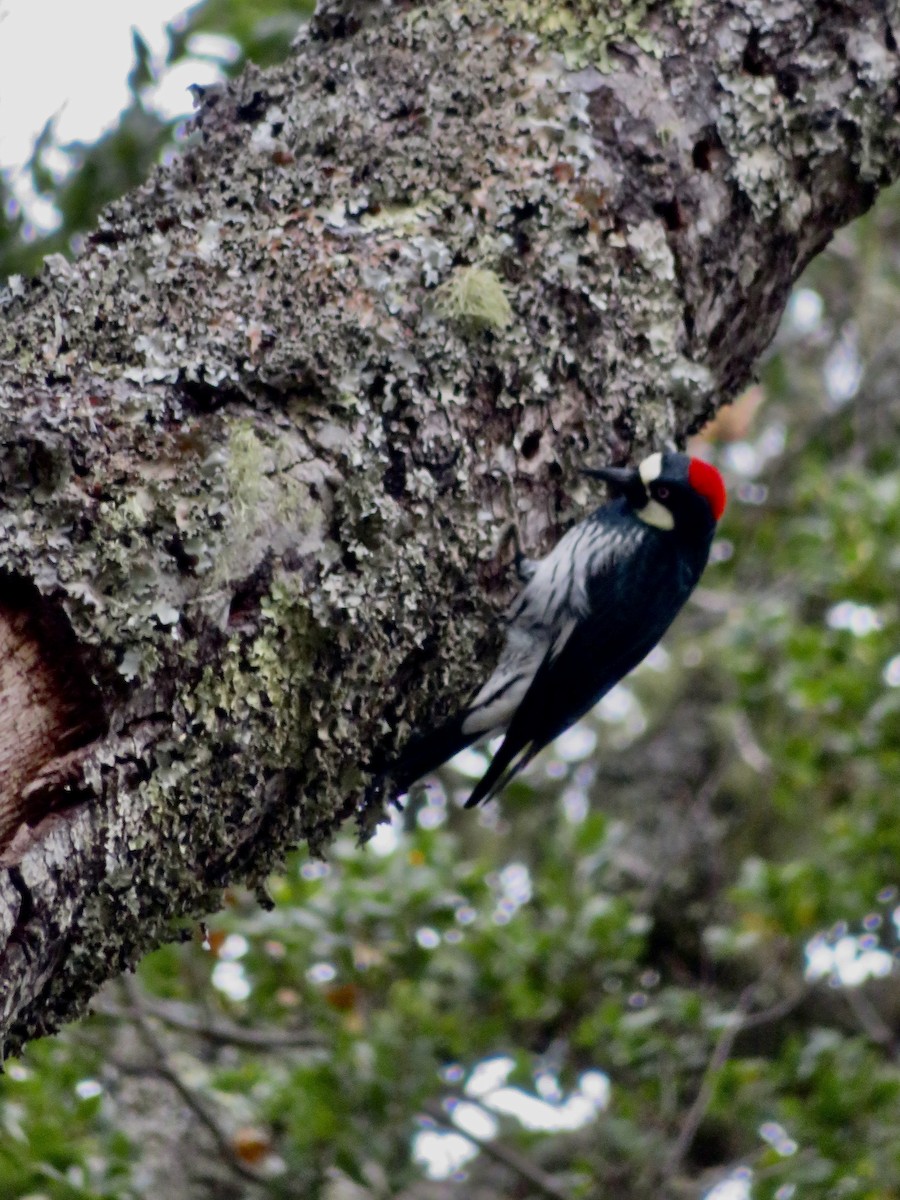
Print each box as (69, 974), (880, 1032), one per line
(167, 0), (314, 71)
(0, 1038), (133, 1198)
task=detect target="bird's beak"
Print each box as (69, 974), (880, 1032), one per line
(581, 465), (639, 488)
(582, 464), (646, 505)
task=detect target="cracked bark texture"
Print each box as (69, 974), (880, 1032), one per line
(0, 0), (897, 1055)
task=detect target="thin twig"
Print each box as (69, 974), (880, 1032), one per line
(421, 1098), (572, 1200)
(93, 994), (323, 1051)
(120, 976), (270, 1188)
(844, 985), (900, 1062)
(665, 984), (806, 1180)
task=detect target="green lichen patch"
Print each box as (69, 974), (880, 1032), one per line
(506, 0), (694, 69)
(187, 575), (324, 770)
(436, 266), (514, 331)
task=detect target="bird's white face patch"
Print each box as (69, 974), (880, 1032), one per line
(636, 498), (675, 530)
(638, 452), (664, 485)
(636, 453), (673, 528)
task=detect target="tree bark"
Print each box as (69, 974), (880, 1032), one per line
(0, 0), (897, 1054)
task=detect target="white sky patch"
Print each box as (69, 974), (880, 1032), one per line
(826, 601), (883, 636)
(535, 1071), (562, 1102)
(465, 1056), (515, 1098)
(758, 422), (787, 459)
(450, 746), (489, 779)
(562, 786), (589, 824)
(543, 757), (568, 781)
(736, 482), (768, 506)
(306, 961), (337, 985)
(710, 539), (734, 563)
(369, 814), (401, 857)
(218, 933), (249, 961)
(759, 1121), (798, 1157)
(414, 1072), (610, 1179)
(595, 684), (635, 723)
(805, 933), (893, 985)
(553, 723), (597, 763)
(705, 1169), (752, 1200)
(211, 960), (251, 1001)
(499, 862), (532, 905)
(300, 859), (330, 880)
(486, 1087), (599, 1131)
(412, 1130), (478, 1179)
(418, 803), (447, 829)
(413, 1057), (614, 1182)
(463, 1059), (612, 1127)
(824, 328), (863, 407)
(642, 644), (671, 672)
(594, 685), (647, 743)
(579, 1071), (611, 1107)
(424, 781), (446, 806)
(785, 286), (824, 335)
(724, 440), (762, 477)
(723, 421), (787, 481)
(447, 1100), (498, 1140)
(883, 654), (900, 687)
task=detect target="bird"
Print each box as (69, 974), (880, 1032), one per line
(389, 450), (727, 809)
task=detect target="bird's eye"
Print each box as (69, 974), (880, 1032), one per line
(656, 485), (670, 500)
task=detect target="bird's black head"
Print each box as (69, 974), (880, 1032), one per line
(584, 451), (727, 532)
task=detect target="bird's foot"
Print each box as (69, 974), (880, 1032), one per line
(500, 522), (536, 582)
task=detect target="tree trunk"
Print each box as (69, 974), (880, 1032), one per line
(0, 0), (897, 1054)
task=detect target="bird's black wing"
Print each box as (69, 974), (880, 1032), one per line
(387, 711), (477, 796)
(464, 541), (686, 807)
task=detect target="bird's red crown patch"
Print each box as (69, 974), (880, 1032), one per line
(688, 458), (727, 521)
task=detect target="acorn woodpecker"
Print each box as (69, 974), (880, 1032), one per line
(390, 450), (727, 808)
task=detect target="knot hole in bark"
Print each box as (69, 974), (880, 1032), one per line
(0, 575), (107, 854)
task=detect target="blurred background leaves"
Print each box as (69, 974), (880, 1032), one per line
(3, 4), (900, 1198)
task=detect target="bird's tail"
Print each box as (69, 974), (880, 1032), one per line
(389, 713), (478, 796)
(463, 737), (536, 808)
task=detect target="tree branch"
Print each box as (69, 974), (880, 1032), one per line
(664, 985), (808, 1180)
(120, 976), (271, 1188)
(421, 1098), (572, 1200)
(93, 992), (324, 1051)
